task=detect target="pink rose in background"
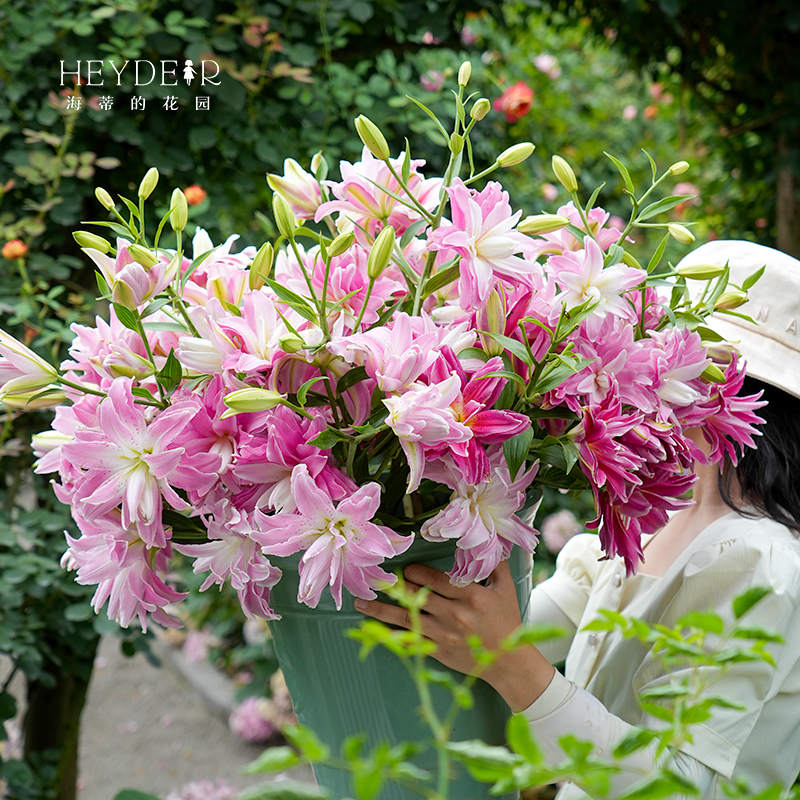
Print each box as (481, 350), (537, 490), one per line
(541, 510), (582, 553)
(493, 81), (534, 122)
(533, 54), (561, 80)
(420, 70), (445, 91)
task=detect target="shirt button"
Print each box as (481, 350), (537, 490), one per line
(588, 633), (598, 646)
(613, 574), (622, 587)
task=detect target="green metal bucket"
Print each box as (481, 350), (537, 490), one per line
(267, 538), (531, 800)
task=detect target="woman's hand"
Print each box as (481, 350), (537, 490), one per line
(354, 560), (555, 712)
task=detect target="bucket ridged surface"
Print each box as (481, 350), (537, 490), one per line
(268, 539), (531, 800)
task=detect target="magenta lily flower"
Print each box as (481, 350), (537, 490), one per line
(253, 465), (413, 609)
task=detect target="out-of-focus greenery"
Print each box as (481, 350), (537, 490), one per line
(530, 0), (800, 255)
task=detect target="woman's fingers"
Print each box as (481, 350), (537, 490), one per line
(353, 596), (413, 629)
(403, 563), (469, 599)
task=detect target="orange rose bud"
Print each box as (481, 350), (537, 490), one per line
(2, 239), (28, 259)
(184, 185), (207, 206)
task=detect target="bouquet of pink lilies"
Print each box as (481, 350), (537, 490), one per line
(0, 67), (764, 631)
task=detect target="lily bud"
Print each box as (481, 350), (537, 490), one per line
(73, 231), (111, 253)
(222, 387), (286, 418)
(669, 161), (690, 176)
(667, 223), (695, 244)
(552, 155), (578, 193)
(355, 115), (391, 161)
(0, 388), (67, 410)
(677, 263), (727, 280)
(138, 167), (159, 199)
(449, 133), (464, 155)
(478, 290), (506, 357)
(249, 242), (274, 290)
(714, 290), (748, 311)
(458, 61), (472, 87)
(701, 363), (726, 383)
(128, 244), (160, 268)
(273, 194), (297, 240)
(278, 333), (306, 354)
(517, 213), (571, 235)
(170, 188), (188, 232)
(95, 187), (115, 210)
(367, 225), (396, 280)
(471, 98), (491, 121)
(497, 142), (535, 168)
(328, 231), (355, 258)
(311, 151), (328, 181)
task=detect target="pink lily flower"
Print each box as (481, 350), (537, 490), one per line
(62, 510), (185, 631)
(267, 159), (323, 221)
(547, 237), (646, 320)
(315, 147), (441, 238)
(63, 378), (199, 548)
(422, 451), (539, 585)
(328, 312), (440, 393)
(176, 502), (282, 621)
(253, 465), (413, 609)
(429, 179), (536, 311)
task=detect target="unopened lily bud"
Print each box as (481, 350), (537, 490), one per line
(170, 188), (188, 232)
(222, 388), (286, 418)
(328, 231), (355, 258)
(669, 161), (690, 176)
(471, 98), (491, 121)
(517, 213), (571, 235)
(458, 61), (472, 87)
(128, 244), (159, 268)
(367, 225), (396, 280)
(478, 290), (506, 357)
(704, 344), (735, 365)
(73, 231), (111, 253)
(701, 363), (726, 383)
(497, 142), (535, 168)
(621, 251), (643, 270)
(1, 388), (67, 410)
(311, 151), (328, 181)
(31, 430), (73, 457)
(668, 223), (695, 244)
(248, 242), (274, 290)
(714, 290), (748, 311)
(552, 155), (578, 193)
(95, 187), (114, 210)
(278, 333), (306, 354)
(273, 194), (296, 240)
(138, 167), (159, 199)
(355, 115), (391, 161)
(449, 133), (464, 155)
(677, 263), (727, 280)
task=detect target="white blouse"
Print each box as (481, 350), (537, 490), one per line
(520, 512), (800, 798)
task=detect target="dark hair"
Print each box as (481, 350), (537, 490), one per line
(719, 376), (800, 535)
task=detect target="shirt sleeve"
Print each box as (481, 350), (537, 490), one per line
(520, 672), (715, 797)
(530, 534), (604, 626)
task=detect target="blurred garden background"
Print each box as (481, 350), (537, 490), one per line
(0, 1), (798, 798)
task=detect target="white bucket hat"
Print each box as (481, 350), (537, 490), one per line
(676, 239), (800, 400)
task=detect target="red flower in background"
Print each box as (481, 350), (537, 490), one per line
(493, 82), (534, 123)
(184, 185), (207, 206)
(2, 239), (27, 259)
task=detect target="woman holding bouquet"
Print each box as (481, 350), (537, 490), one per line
(356, 240), (800, 798)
